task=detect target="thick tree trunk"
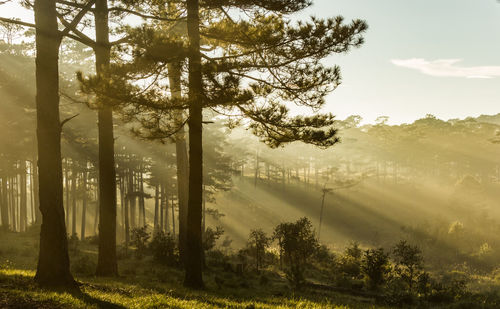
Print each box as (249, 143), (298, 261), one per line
(33, 0), (75, 287)
(95, 0), (118, 277)
(168, 62), (189, 262)
(184, 0), (204, 289)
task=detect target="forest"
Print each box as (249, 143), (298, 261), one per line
(1, 0), (500, 308)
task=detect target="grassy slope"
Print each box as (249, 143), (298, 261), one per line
(0, 231), (385, 309)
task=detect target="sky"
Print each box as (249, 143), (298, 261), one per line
(1, 0), (500, 124)
(302, 0), (500, 124)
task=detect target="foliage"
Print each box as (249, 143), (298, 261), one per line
(391, 240), (424, 292)
(361, 248), (390, 290)
(273, 217), (319, 288)
(131, 226), (150, 259)
(203, 226), (225, 252)
(150, 230), (178, 266)
(247, 229), (271, 271)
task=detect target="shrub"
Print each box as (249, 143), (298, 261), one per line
(131, 226), (150, 259)
(392, 240), (424, 292)
(338, 242), (363, 280)
(247, 229), (270, 271)
(71, 255), (96, 276)
(361, 247), (390, 290)
(150, 230), (177, 266)
(273, 217), (319, 288)
(203, 226), (224, 252)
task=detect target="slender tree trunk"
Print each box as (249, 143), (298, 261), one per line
(139, 169), (145, 227)
(0, 177), (8, 229)
(71, 165), (77, 237)
(32, 155), (41, 224)
(185, 0), (204, 289)
(81, 169), (87, 240)
(33, 0), (75, 287)
(65, 159), (70, 230)
(171, 195), (176, 238)
(95, 0), (118, 277)
(154, 183), (159, 232)
(168, 62), (189, 262)
(19, 160), (27, 232)
(160, 183), (164, 232)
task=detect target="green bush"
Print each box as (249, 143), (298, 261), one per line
(150, 230), (177, 266)
(131, 226), (150, 259)
(273, 217), (319, 288)
(361, 247), (390, 290)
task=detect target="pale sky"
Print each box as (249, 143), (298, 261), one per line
(304, 0), (500, 124)
(2, 0), (500, 124)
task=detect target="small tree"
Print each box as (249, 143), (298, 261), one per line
(131, 226), (150, 259)
(150, 230), (178, 266)
(273, 217), (319, 288)
(361, 248), (390, 290)
(247, 229), (271, 271)
(338, 242), (363, 280)
(202, 226), (225, 252)
(392, 241), (424, 292)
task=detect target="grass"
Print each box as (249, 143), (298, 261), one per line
(0, 230), (386, 309)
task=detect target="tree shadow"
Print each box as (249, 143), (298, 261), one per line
(69, 289), (125, 309)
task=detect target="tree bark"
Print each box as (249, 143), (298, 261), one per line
(95, 0), (118, 277)
(81, 169), (87, 240)
(154, 183), (159, 232)
(33, 0), (75, 287)
(19, 160), (27, 232)
(71, 165), (77, 237)
(0, 177), (8, 229)
(184, 0), (204, 289)
(168, 62), (189, 263)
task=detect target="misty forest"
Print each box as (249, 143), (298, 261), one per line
(1, 0), (500, 308)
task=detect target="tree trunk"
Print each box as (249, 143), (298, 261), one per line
(184, 0), (204, 289)
(71, 165), (77, 237)
(168, 62), (189, 263)
(32, 155), (41, 224)
(95, 0), (118, 277)
(19, 160), (27, 232)
(0, 177), (8, 229)
(33, 0), (75, 287)
(154, 183), (159, 232)
(171, 195), (176, 238)
(65, 159), (70, 230)
(81, 169), (87, 240)
(139, 168), (145, 227)
(160, 183), (165, 232)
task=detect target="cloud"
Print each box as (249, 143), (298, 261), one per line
(391, 58), (500, 79)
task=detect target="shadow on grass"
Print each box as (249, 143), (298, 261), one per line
(0, 270), (124, 309)
(70, 289), (125, 309)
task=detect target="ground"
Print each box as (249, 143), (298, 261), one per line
(0, 230), (386, 309)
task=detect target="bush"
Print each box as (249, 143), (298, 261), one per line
(273, 217), (319, 288)
(131, 226), (150, 259)
(338, 242), (363, 280)
(247, 229), (270, 271)
(392, 240), (424, 293)
(361, 247), (390, 290)
(150, 230), (177, 266)
(203, 226), (225, 252)
(71, 255), (96, 276)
